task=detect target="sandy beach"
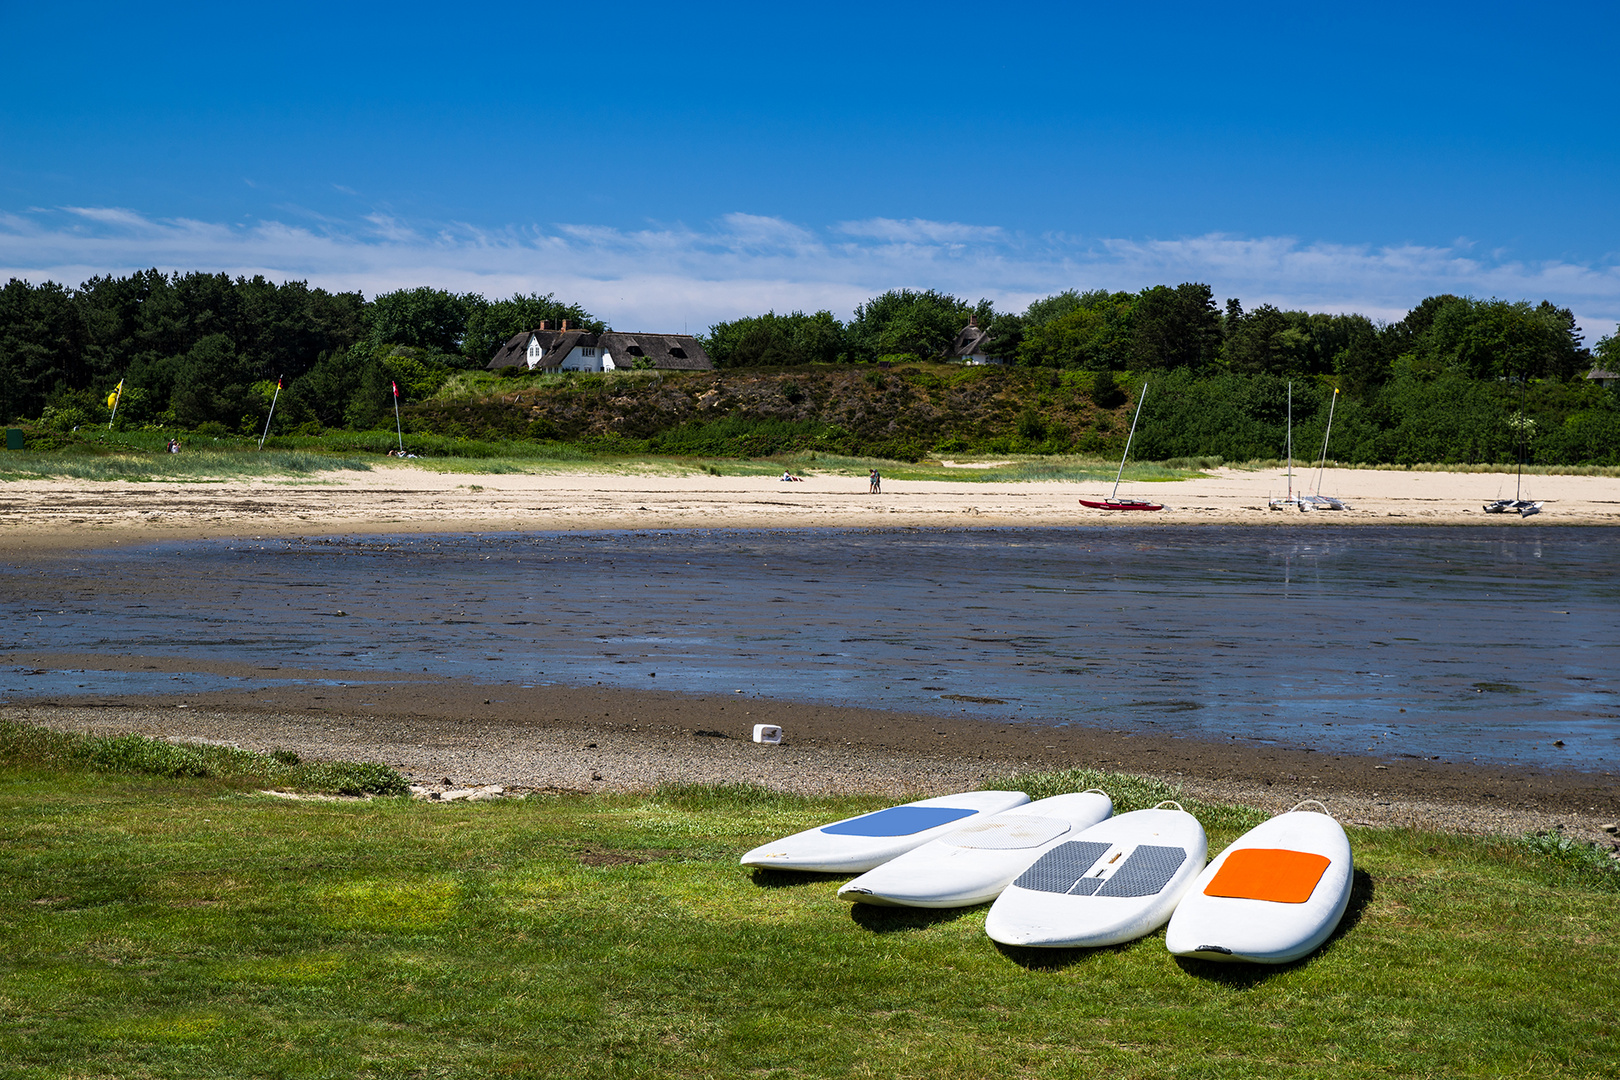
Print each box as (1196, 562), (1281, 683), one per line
(3, 463), (1618, 551)
(3, 462), (1617, 847)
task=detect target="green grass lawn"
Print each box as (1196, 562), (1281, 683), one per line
(2, 732), (1618, 1079)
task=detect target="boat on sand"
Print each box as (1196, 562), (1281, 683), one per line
(1081, 383), (1163, 512)
(1301, 387), (1348, 510)
(1484, 377), (1542, 517)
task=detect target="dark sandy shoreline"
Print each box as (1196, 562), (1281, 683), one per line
(8, 667), (1618, 846)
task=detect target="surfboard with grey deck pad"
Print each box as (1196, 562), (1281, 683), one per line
(985, 805), (1207, 948)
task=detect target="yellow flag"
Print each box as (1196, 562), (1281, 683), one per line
(107, 380), (124, 410)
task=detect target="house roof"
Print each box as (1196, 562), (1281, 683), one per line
(487, 330), (713, 371)
(948, 318), (993, 359)
(604, 333), (713, 370)
(488, 332), (534, 369)
(1586, 367), (1619, 380)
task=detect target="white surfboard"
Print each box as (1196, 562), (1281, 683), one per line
(1164, 803), (1353, 964)
(985, 803), (1207, 948)
(740, 790), (1030, 873)
(836, 791), (1114, 908)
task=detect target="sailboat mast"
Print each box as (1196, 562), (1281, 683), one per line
(1513, 372), (1527, 502)
(1285, 382), (1293, 501)
(1111, 383), (1148, 501)
(1315, 387), (1338, 496)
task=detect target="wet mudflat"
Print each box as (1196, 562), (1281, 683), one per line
(3, 526), (1615, 771)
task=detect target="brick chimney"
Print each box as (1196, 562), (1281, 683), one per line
(562, 319), (569, 332)
(969, 314), (978, 328)
(539, 320), (548, 331)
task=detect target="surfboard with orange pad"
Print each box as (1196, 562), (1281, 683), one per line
(1164, 801), (1354, 964)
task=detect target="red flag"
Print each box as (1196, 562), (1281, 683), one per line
(391, 380), (399, 398)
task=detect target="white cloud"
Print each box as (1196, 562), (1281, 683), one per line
(60, 206), (159, 230)
(837, 217), (1005, 245)
(2, 206), (1617, 341)
(362, 213), (420, 243)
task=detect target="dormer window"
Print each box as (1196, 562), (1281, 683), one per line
(581, 346), (597, 358)
(669, 347), (687, 359)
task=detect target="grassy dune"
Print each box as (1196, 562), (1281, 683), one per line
(2, 725), (1616, 1078)
(7, 433), (1618, 486)
(0, 448), (373, 483)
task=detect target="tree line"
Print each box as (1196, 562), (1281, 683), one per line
(699, 287), (1620, 465)
(1, 269), (1616, 463)
(702, 283), (1607, 387)
(0, 272), (597, 434)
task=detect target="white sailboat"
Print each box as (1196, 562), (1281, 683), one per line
(1269, 382), (1307, 511)
(1301, 387), (1347, 510)
(1484, 378), (1542, 517)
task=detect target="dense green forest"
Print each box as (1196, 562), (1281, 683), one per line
(1, 270), (1617, 465)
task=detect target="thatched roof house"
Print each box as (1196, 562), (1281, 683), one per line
(488, 321), (713, 373)
(947, 315), (1003, 365)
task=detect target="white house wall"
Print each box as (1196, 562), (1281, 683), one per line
(557, 347), (617, 372)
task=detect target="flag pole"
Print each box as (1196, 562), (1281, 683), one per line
(106, 379), (124, 429)
(258, 375), (283, 451)
(391, 380), (404, 454)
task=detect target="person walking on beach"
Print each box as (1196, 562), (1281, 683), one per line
(869, 468), (881, 494)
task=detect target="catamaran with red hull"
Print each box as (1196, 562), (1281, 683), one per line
(1079, 497), (1163, 511)
(1081, 382), (1163, 511)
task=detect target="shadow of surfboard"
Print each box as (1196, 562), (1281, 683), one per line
(1173, 868), (1376, 985)
(747, 867), (853, 890)
(991, 936), (1153, 971)
(848, 903), (978, 934)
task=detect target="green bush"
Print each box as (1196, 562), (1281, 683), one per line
(647, 415), (847, 458)
(1518, 830), (1620, 888)
(981, 766), (1183, 814)
(287, 760), (410, 797)
(86, 734), (213, 778)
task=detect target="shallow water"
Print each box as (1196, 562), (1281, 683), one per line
(4, 526), (1616, 770)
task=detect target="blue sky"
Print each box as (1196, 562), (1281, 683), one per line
(2, 0), (1617, 340)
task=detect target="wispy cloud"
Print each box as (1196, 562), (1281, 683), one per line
(837, 217), (1006, 245)
(60, 206), (161, 230)
(2, 206), (1617, 341)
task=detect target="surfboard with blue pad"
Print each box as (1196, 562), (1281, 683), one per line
(821, 805), (977, 836)
(740, 790), (1031, 873)
(838, 790), (1114, 908)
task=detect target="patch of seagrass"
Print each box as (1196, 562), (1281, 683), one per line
(1011, 840), (1111, 894)
(1094, 845), (1187, 898)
